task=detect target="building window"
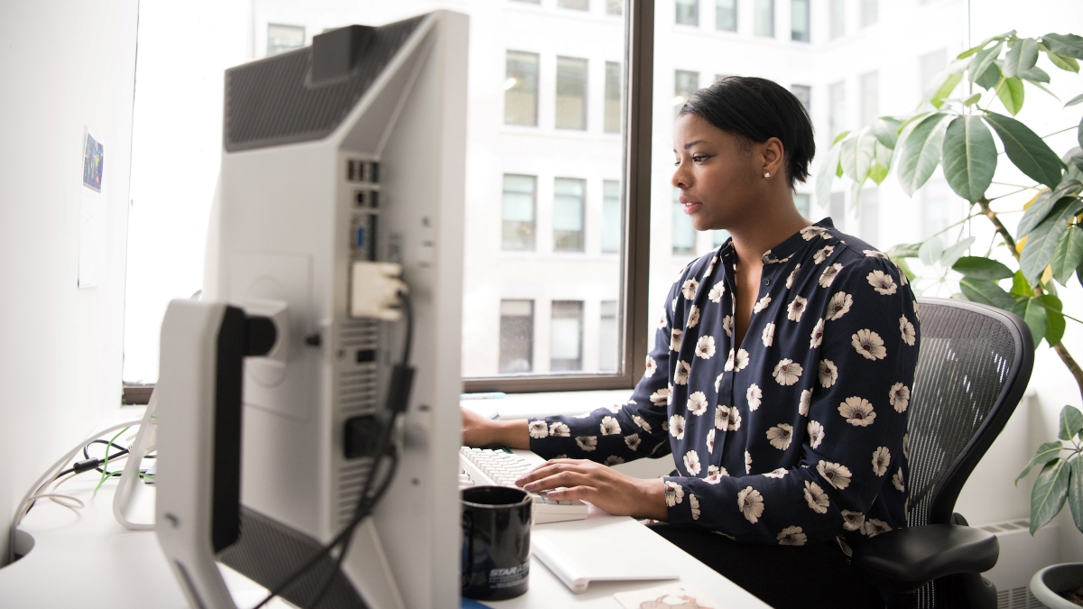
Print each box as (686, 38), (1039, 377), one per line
(556, 56), (588, 130)
(829, 192), (846, 230)
(607, 0), (624, 15)
(859, 187), (879, 245)
(605, 62), (622, 134)
(602, 180), (621, 253)
(675, 0), (699, 26)
(716, 0), (737, 31)
(599, 300), (618, 372)
(554, 178), (586, 251)
(860, 70), (879, 126)
(674, 70), (699, 117)
(499, 300), (534, 373)
(505, 51), (539, 126)
(919, 48), (947, 92)
(860, 0), (879, 27)
(266, 24), (305, 57)
(502, 174), (536, 251)
(558, 0), (589, 10)
(794, 193), (811, 218)
(753, 0), (774, 37)
(791, 0), (810, 42)
(791, 84), (811, 113)
(828, 80), (846, 139)
(551, 301), (584, 371)
(830, 0), (845, 39)
(672, 188), (696, 255)
(921, 180), (951, 239)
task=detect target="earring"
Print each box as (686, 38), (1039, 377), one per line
(764, 172), (771, 178)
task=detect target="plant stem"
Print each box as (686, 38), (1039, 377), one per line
(1041, 125), (1079, 139)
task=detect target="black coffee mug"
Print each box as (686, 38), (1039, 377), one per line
(461, 486), (532, 600)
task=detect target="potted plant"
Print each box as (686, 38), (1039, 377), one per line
(817, 31), (1083, 606)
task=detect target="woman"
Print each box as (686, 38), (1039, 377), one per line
(462, 76), (918, 608)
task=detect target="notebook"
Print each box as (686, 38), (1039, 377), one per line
(531, 525), (680, 594)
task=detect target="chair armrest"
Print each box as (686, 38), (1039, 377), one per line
(850, 524), (998, 594)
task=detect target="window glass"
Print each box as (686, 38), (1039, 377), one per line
(859, 187), (879, 245)
(499, 300), (534, 373)
(828, 80), (846, 139)
(830, 0), (845, 39)
(502, 174), (536, 250)
(753, 0), (774, 37)
(791, 0), (810, 42)
(550, 301), (584, 371)
(598, 300), (618, 372)
(829, 192), (846, 230)
(712, 230), (731, 247)
(794, 193), (811, 218)
(861, 0), (879, 27)
(505, 50), (539, 126)
(715, 0), (737, 31)
(602, 180), (621, 253)
(919, 48), (947, 97)
(921, 180), (953, 239)
(558, 0), (589, 10)
(556, 56), (588, 130)
(606, 0), (623, 16)
(860, 70), (879, 125)
(791, 84), (811, 113)
(672, 188), (696, 255)
(605, 61), (622, 134)
(267, 24), (304, 57)
(554, 178), (586, 251)
(675, 0), (699, 26)
(674, 70), (699, 117)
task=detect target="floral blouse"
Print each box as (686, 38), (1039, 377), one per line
(528, 219), (919, 548)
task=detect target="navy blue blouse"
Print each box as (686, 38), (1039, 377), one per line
(529, 219), (919, 548)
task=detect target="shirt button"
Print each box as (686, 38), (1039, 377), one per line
(763, 278), (771, 286)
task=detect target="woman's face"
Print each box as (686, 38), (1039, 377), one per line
(671, 113), (764, 232)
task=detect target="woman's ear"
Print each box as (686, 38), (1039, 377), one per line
(761, 137), (785, 181)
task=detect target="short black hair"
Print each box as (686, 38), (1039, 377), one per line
(679, 76), (815, 190)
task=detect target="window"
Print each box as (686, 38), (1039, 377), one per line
(829, 192), (846, 229)
(599, 300), (618, 372)
(791, 84), (811, 113)
(602, 180), (621, 253)
(672, 188), (696, 255)
(499, 300), (534, 373)
(859, 187), (879, 245)
(605, 61), (622, 134)
(919, 48), (947, 93)
(556, 56), (588, 130)
(753, 0), (774, 37)
(828, 80), (846, 139)
(505, 51), (539, 126)
(860, 0), (879, 27)
(830, 0), (845, 40)
(558, 0), (589, 10)
(712, 229), (731, 247)
(716, 0), (737, 31)
(502, 174), (536, 251)
(266, 24), (304, 57)
(675, 0), (699, 26)
(921, 180), (951, 239)
(794, 193), (811, 218)
(860, 70), (879, 126)
(550, 301), (584, 371)
(674, 70), (699, 117)
(791, 0), (810, 42)
(554, 178), (586, 251)
(606, 0), (623, 16)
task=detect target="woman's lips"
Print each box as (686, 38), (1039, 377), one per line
(679, 195), (702, 214)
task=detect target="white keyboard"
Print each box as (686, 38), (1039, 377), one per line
(459, 447), (589, 525)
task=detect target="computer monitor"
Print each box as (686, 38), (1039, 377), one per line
(155, 11), (467, 609)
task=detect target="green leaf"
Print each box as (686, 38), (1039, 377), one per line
(958, 31), (1015, 59)
(941, 236), (976, 268)
(919, 235), (944, 267)
(984, 112), (1065, 189)
(871, 117), (902, 149)
(1060, 405), (1083, 441)
(1047, 49), (1081, 73)
(887, 242), (922, 258)
(997, 77), (1026, 115)
(1022, 66), (1051, 84)
(1021, 197), (1083, 282)
(1043, 33), (1083, 60)
(1079, 114), (1082, 149)
(970, 41), (1005, 85)
(840, 136), (858, 179)
(1018, 440), (1067, 482)
(898, 114), (949, 196)
(931, 72), (964, 105)
(832, 130), (851, 145)
(1004, 38), (1040, 77)
(1012, 296), (1048, 345)
(953, 256), (1014, 280)
(942, 116), (998, 202)
(1011, 270), (1035, 297)
(963, 93), (982, 106)
(869, 162), (890, 185)
(1031, 460), (1071, 534)
(815, 145), (842, 210)
(1070, 457), (1083, 534)
(976, 62), (1002, 90)
(1018, 181), (1083, 239)
(1052, 226), (1083, 285)
(1042, 293), (1066, 346)
(1068, 92), (1083, 107)
(854, 131), (878, 183)
(960, 277), (1017, 310)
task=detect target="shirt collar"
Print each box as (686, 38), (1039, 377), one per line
(761, 217), (836, 264)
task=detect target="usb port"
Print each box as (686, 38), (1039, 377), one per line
(354, 225), (366, 249)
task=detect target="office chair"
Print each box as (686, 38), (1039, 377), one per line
(850, 298), (1034, 609)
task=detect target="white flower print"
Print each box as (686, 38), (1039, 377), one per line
(863, 519), (892, 537)
(767, 424), (794, 450)
(671, 296), (678, 312)
(799, 389), (812, 417)
(716, 405), (741, 431)
(705, 465), (728, 483)
(600, 416), (621, 436)
(826, 292), (853, 320)
(839, 396), (877, 427)
(801, 225), (826, 240)
(813, 245), (835, 264)
(705, 255), (717, 277)
(682, 278), (699, 300)
(687, 391), (708, 416)
(737, 487), (765, 523)
(764, 468), (789, 478)
(819, 359), (838, 388)
(529, 420), (549, 439)
(819, 263), (843, 287)
(644, 355), (657, 378)
(889, 383), (910, 413)
(733, 349), (749, 371)
(549, 422), (570, 437)
(863, 249), (889, 259)
(913, 300), (921, 321)
(867, 270), (897, 295)
(687, 305), (701, 329)
(649, 387), (670, 407)
(841, 510), (865, 532)
(903, 432), (910, 459)
(899, 266), (910, 286)
(787, 296), (808, 322)
(872, 446), (891, 476)
(625, 433), (642, 451)
(746, 384), (763, 410)
(706, 428), (715, 453)
(786, 264), (801, 289)
(893, 467), (905, 492)
(852, 329), (887, 360)
(807, 420), (825, 449)
(777, 526), (808, 546)
(683, 450), (702, 475)
(605, 455), (625, 466)
(773, 359), (803, 386)
(810, 319), (825, 348)
(674, 360), (691, 385)
(722, 315), (734, 337)
(762, 322), (775, 347)
(900, 316), (916, 346)
(690, 494), (701, 520)
(695, 335), (716, 359)
(670, 328), (684, 352)
(665, 480), (684, 506)
(745, 450), (753, 474)
(709, 282), (725, 303)
(669, 414), (686, 440)
(753, 294), (772, 314)
(657, 310), (667, 330)
(714, 372), (724, 392)
(803, 481), (830, 514)
(606, 403), (623, 413)
(817, 461), (853, 490)
(575, 436), (598, 452)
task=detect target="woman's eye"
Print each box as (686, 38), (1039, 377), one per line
(692, 155), (708, 163)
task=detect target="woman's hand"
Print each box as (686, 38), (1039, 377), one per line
(514, 458), (668, 520)
(461, 407), (530, 449)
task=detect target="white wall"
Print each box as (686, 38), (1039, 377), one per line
(0, 0), (138, 563)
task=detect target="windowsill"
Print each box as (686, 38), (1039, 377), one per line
(463, 388), (632, 420)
